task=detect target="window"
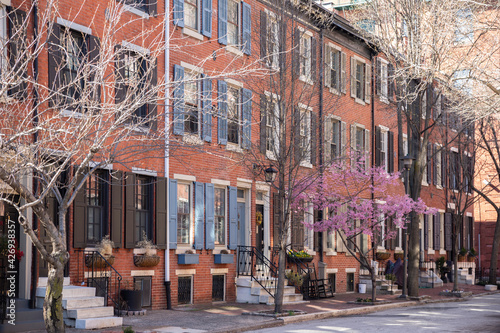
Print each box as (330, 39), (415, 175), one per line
(122, 0), (156, 15)
(123, 51), (149, 124)
(214, 188), (226, 245)
(135, 176), (152, 243)
(464, 154), (473, 194)
(299, 110), (311, 164)
(61, 28), (86, 109)
(212, 274), (225, 301)
(173, 0), (211, 38)
(455, 8), (473, 44)
(325, 117), (344, 162)
(134, 276), (152, 307)
(346, 272), (355, 292)
(303, 204), (314, 251)
(377, 128), (388, 172)
(449, 151), (460, 190)
(453, 69), (472, 96)
(376, 58), (388, 100)
(325, 45), (345, 93)
(177, 183), (191, 244)
(300, 34), (312, 81)
(327, 273), (336, 293)
(184, 0), (198, 30)
(435, 146), (442, 187)
(351, 124), (369, 170)
(227, 86), (240, 145)
(267, 15), (279, 69)
(350, 57), (370, 104)
(263, 95), (280, 157)
(178, 276), (192, 304)
(326, 231), (336, 252)
(227, 0), (239, 45)
(86, 171), (107, 244)
(184, 71), (200, 134)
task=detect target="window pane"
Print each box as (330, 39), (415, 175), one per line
(214, 188), (225, 245)
(178, 184), (191, 244)
(185, 0), (198, 30)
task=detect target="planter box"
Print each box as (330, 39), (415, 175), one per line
(287, 256), (313, 263)
(134, 255), (160, 267)
(214, 254), (234, 264)
(376, 252), (391, 260)
(394, 253), (404, 260)
(177, 253), (199, 265)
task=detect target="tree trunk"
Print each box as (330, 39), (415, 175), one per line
(408, 212), (420, 297)
(274, 248), (286, 313)
(371, 266), (377, 302)
(489, 211), (500, 285)
(43, 254), (66, 333)
(453, 221), (459, 291)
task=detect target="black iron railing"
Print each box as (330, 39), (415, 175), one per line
(74, 250), (122, 315)
(237, 246), (278, 299)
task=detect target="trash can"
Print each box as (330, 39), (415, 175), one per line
(358, 283), (367, 294)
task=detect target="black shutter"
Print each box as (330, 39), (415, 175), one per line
(48, 23), (62, 107)
(148, 58), (158, 131)
(427, 143), (432, 184)
(147, 0), (158, 16)
(111, 171), (123, 248)
(424, 214), (429, 250)
(311, 112), (317, 166)
(273, 193), (280, 248)
(260, 94), (267, 154)
(442, 149), (447, 188)
(388, 131), (394, 173)
(434, 213), (440, 251)
(73, 173), (87, 248)
(260, 11), (267, 60)
(433, 144), (438, 185)
(311, 37), (317, 81)
(115, 45), (126, 104)
(7, 7), (27, 99)
(292, 28), (300, 78)
(87, 35), (101, 110)
(293, 107), (301, 165)
(125, 173), (136, 248)
(279, 21), (287, 67)
(444, 212), (452, 251)
(156, 177), (167, 249)
(375, 127), (381, 166)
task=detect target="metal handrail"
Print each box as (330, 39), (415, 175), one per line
(74, 250), (122, 315)
(237, 246), (278, 299)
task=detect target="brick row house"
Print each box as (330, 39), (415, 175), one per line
(0, 0), (477, 331)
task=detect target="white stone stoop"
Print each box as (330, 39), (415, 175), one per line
(236, 276), (308, 305)
(36, 281), (122, 329)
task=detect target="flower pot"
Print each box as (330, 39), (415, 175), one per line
(178, 253), (199, 265)
(376, 252), (391, 260)
(394, 253), (404, 261)
(287, 256), (313, 263)
(134, 255), (160, 267)
(120, 289), (142, 311)
(85, 254), (115, 269)
(214, 254), (234, 264)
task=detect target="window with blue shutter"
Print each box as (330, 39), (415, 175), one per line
(168, 179), (178, 249)
(173, 0), (184, 27)
(228, 186), (237, 250)
(173, 65), (185, 135)
(205, 183), (215, 249)
(218, 0), (228, 45)
(202, 75), (212, 142)
(194, 182), (204, 250)
(218, 80), (228, 145)
(241, 1), (251, 55)
(202, 0), (212, 37)
(241, 88), (252, 149)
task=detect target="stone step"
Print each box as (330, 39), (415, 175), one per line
(66, 306), (114, 319)
(63, 296), (105, 310)
(259, 293), (305, 305)
(74, 316), (123, 330)
(36, 286), (96, 300)
(38, 277), (70, 287)
(251, 285), (297, 296)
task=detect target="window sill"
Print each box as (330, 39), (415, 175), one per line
(328, 87), (341, 95)
(354, 98), (366, 106)
(126, 124), (151, 134)
(439, 249), (447, 255)
(183, 134), (203, 145)
(422, 182), (429, 187)
(123, 4), (150, 19)
(380, 96), (389, 104)
(326, 250), (337, 256)
(175, 246), (194, 255)
(436, 185), (443, 190)
(183, 27), (204, 41)
(61, 109), (84, 118)
(227, 142), (242, 153)
(305, 249), (316, 256)
(427, 249), (435, 255)
(226, 45), (243, 57)
(266, 151), (277, 161)
(300, 161), (313, 169)
(299, 75), (313, 85)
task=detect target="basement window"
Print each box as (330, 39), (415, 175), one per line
(178, 276), (193, 304)
(134, 276), (152, 307)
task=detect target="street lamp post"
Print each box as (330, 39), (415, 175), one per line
(400, 155), (414, 299)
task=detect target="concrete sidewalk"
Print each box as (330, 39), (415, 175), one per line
(60, 283), (497, 333)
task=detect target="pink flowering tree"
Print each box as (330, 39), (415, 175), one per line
(293, 159), (434, 301)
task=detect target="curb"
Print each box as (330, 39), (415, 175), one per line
(213, 319), (283, 333)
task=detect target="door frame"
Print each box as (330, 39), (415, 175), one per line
(256, 182), (270, 259)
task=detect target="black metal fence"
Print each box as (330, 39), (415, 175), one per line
(237, 246), (278, 299)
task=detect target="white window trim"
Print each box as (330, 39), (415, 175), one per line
(213, 186), (228, 249)
(264, 91), (280, 160)
(174, 174), (197, 182)
(181, 61), (204, 74)
(132, 167), (158, 177)
(57, 17), (92, 35)
(183, 27), (204, 41)
(176, 181), (195, 252)
(298, 28), (313, 85)
(325, 43), (342, 95)
(352, 56), (367, 105)
(122, 41), (151, 56)
(435, 143), (443, 189)
(123, 4), (150, 19)
(379, 126), (389, 172)
(303, 203), (315, 255)
(379, 58), (389, 103)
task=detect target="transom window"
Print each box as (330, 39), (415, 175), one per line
(177, 183), (191, 244)
(135, 176), (152, 242)
(185, 0), (198, 30)
(227, 0), (239, 45)
(61, 28), (85, 108)
(214, 188), (226, 245)
(184, 71), (199, 134)
(227, 86), (240, 144)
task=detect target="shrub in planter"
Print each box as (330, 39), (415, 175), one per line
(468, 248), (477, 262)
(376, 252), (391, 260)
(394, 252), (404, 260)
(86, 235), (115, 268)
(134, 231), (160, 267)
(458, 247), (468, 262)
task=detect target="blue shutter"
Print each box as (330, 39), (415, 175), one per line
(173, 65), (184, 135)
(168, 179), (178, 249)
(202, 75), (212, 142)
(205, 183), (215, 249)
(241, 88), (252, 149)
(202, 0), (212, 37)
(241, 1), (251, 55)
(228, 186), (237, 250)
(217, 80), (228, 145)
(194, 182), (204, 250)
(173, 0), (184, 27)
(218, 0), (227, 45)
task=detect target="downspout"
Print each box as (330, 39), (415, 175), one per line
(164, 0), (172, 310)
(30, 0), (39, 310)
(318, 28), (324, 264)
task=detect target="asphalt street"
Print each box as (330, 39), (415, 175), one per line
(247, 294), (500, 333)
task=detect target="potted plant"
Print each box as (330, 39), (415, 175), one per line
(178, 249), (199, 265)
(86, 235), (115, 268)
(287, 250), (313, 263)
(120, 281), (143, 311)
(435, 256), (450, 283)
(134, 231), (160, 267)
(285, 271), (304, 287)
(214, 249), (234, 264)
(458, 247), (468, 262)
(468, 248), (477, 262)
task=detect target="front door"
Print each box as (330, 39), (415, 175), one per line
(256, 204), (264, 254)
